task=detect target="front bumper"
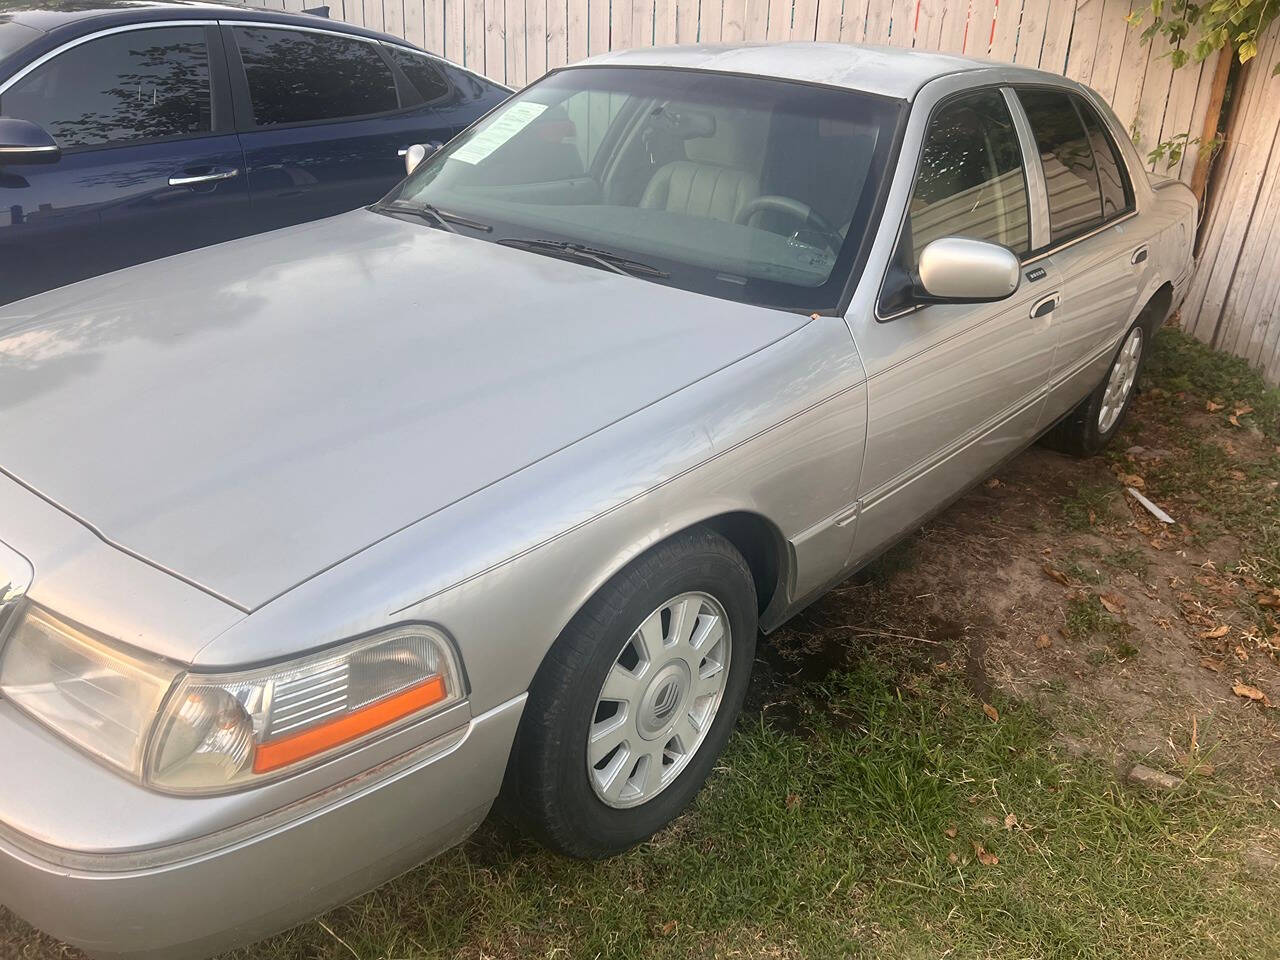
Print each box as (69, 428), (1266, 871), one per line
(0, 694), (525, 960)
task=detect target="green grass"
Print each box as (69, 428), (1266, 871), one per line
(1061, 482), (1116, 532)
(225, 664), (1276, 960)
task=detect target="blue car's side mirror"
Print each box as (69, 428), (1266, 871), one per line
(0, 117), (61, 165)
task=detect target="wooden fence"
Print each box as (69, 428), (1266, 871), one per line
(260, 0), (1222, 185)
(1182, 21), (1280, 382)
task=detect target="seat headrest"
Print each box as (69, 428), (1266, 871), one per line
(654, 106), (716, 140)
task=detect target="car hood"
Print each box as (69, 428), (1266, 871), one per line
(0, 210), (805, 610)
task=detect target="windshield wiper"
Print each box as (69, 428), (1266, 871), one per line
(498, 238), (669, 280)
(372, 200), (491, 233)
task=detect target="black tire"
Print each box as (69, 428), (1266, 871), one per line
(1042, 320), (1147, 458)
(507, 527), (757, 859)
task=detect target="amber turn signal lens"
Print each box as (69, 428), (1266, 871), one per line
(253, 674), (447, 774)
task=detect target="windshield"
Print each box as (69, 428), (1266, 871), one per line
(383, 66), (903, 312)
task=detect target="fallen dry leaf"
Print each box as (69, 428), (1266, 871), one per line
(973, 842), (999, 866)
(1200, 657), (1226, 672)
(1206, 400), (1224, 412)
(1035, 634), (1053, 649)
(785, 793), (801, 810)
(1200, 625), (1230, 639)
(1236, 405), (1254, 416)
(659, 920), (677, 937)
(1228, 414), (1241, 427)
(1118, 473), (1145, 488)
(1099, 593), (1127, 615)
(1232, 682), (1272, 707)
(982, 703), (1000, 723)
(1235, 646), (1250, 662)
(947, 851), (959, 865)
(1042, 564), (1072, 586)
(985, 477), (1002, 488)
(1003, 813), (1018, 830)
(944, 825), (958, 839)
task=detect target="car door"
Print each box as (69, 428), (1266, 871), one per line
(848, 86), (1060, 565)
(1012, 87), (1147, 426)
(226, 24), (465, 233)
(0, 22), (249, 306)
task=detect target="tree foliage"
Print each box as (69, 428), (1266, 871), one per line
(1129, 0), (1280, 75)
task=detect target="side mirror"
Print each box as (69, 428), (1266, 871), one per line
(0, 118), (60, 165)
(403, 142), (437, 176)
(917, 237), (1020, 303)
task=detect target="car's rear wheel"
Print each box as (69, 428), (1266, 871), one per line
(1042, 321), (1146, 457)
(508, 528), (756, 858)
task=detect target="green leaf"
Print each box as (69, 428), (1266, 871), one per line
(1239, 38), (1258, 61)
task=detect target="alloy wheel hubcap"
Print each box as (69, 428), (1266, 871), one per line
(587, 591), (732, 809)
(1098, 326), (1143, 434)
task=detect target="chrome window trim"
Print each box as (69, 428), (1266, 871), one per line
(0, 21), (218, 98)
(1021, 209), (1139, 266)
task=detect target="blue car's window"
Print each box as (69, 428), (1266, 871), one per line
(0, 26), (211, 149)
(233, 26), (399, 126)
(387, 66), (903, 313)
(385, 46), (450, 103)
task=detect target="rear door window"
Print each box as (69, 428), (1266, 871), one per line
(0, 26), (211, 148)
(1016, 87), (1105, 243)
(384, 46), (451, 103)
(232, 26), (398, 126)
(1074, 94), (1132, 218)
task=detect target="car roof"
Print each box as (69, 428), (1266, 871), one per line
(575, 42), (1061, 101)
(0, 0), (412, 46)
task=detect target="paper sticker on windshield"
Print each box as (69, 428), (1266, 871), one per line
(449, 102), (548, 165)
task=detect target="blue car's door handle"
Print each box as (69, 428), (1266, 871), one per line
(168, 168), (240, 187)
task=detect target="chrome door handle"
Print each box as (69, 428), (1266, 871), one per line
(168, 168), (239, 187)
(1131, 245), (1149, 265)
(1031, 292), (1059, 319)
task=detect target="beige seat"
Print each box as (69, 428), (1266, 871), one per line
(639, 160), (760, 224)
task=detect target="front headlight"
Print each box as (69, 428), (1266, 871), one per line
(148, 626), (463, 793)
(0, 609), (463, 793)
(0, 606), (180, 774)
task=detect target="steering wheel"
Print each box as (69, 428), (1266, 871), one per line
(733, 195), (845, 252)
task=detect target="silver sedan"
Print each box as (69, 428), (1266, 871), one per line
(0, 41), (1195, 959)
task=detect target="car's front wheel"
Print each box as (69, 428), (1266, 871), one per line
(509, 528), (757, 858)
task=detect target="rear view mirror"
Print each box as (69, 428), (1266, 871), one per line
(917, 237), (1020, 303)
(0, 118), (60, 165)
(403, 142), (437, 176)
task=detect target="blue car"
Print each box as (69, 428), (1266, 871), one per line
(0, 0), (509, 305)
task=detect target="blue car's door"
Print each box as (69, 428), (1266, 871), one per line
(224, 24), (506, 232)
(0, 23), (250, 305)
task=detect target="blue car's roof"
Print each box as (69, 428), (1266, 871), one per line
(1, 0), (414, 47)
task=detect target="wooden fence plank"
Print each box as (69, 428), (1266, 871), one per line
(567, 0), (588, 59)
(988, 0), (1023, 62)
(1132, 27), (1175, 168)
(587, 0), (609, 52)
(423, 0), (444, 54)
(653, 0), (676, 43)
(508, 0), (528, 84)
(886, 0), (916, 46)
(1157, 49), (1204, 181)
(395, 0), (419, 48)
(700, 0), (725, 41)
(1235, 151), (1280, 364)
(791, 0), (821, 39)
(863, 0), (892, 43)
(1189, 48), (1229, 197)
(722, 0), (748, 39)
(743, 0), (771, 40)
(464, 0), (486, 70)
(841, 0), (870, 41)
(1081, 0), (1126, 99)
(444, 0), (465, 61)
(1013, 0), (1049, 65)
(1107, 4), (1150, 138)
(815, 0), (844, 42)
(964, 0), (995, 53)
(526, 0), (547, 77)
(484, 0), (506, 82)
(766, 0), (792, 41)
(934, 0), (970, 52)
(1063, 0), (1102, 81)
